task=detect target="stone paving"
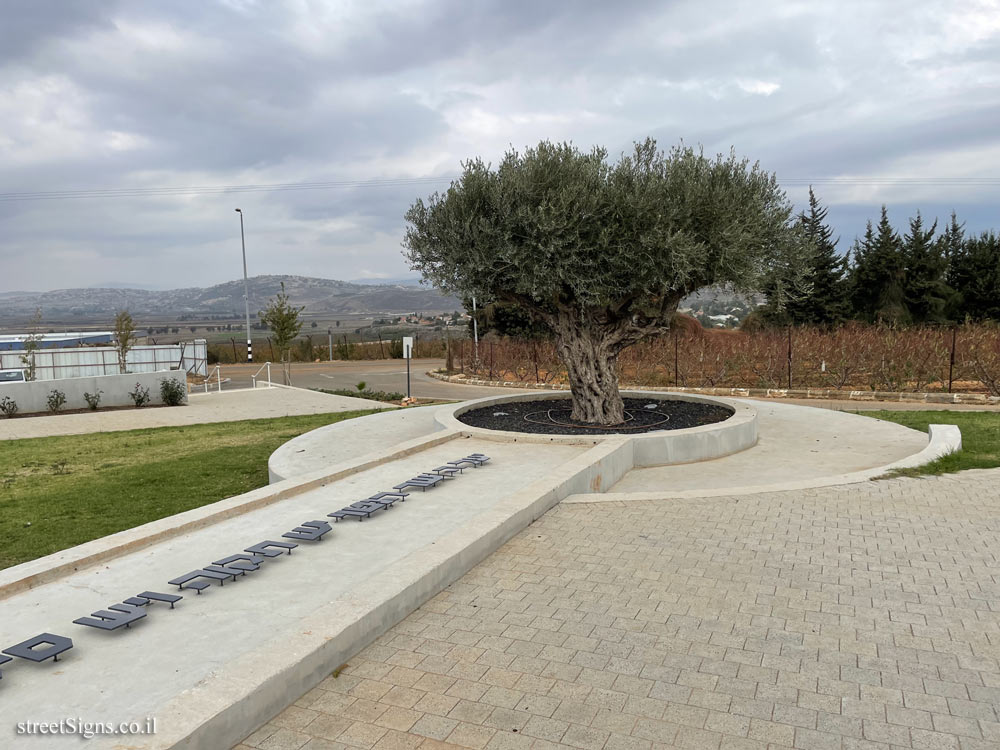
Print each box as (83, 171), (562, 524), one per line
(237, 469), (1000, 750)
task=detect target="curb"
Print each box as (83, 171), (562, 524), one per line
(426, 370), (1000, 405)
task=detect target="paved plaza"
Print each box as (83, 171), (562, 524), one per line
(240, 469), (1000, 750)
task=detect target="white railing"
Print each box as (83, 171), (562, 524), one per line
(203, 365), (223, 393)
(251, 362), (272, 389)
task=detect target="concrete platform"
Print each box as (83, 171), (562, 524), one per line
(607, 399), (927, 495)
(270, 396), (932, 491)
(269, 405), (443, 483)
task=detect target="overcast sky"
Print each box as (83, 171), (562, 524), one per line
(2, 0), (999, 293)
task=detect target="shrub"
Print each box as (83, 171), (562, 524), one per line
(159, 377), (186, 406)
(0, 396), (18, 418)
(355, 381), (367, 392)
(46, 389), (67, 413)
(128, 382), (151, 408)
(83, 390), (102, 410)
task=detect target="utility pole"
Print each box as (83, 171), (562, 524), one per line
(235, 208), (252, 362)
(328, 328), (333, 361)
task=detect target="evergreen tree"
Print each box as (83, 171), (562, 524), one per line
(948, 226), (1000, 321)
(901, 211), (951, 323)
(759, 188), (847, 326)
(794, 188), (849, 325)
(938, 211), (965, 263)
(848, 207), (907, 324)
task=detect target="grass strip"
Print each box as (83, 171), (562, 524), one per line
(0, 410), (379, 569)
(866, 410), (1000, 477)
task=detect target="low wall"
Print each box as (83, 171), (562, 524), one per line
(0, 370), (187, 414)
(434, 390), (758, 467)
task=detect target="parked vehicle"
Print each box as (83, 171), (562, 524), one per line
(0, 369), (27, 383)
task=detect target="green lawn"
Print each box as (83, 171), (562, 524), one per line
(866, 410), (1000, 477)
(0, 410), (380, 570)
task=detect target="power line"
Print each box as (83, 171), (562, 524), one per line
(0, 175), (458, 203)
(781, 178), (1000, 185)
(0, 175), (998, 203)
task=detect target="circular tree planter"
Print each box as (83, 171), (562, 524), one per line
(434, 391), (757, 467)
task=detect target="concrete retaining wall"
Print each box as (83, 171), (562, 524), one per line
(434, 390), (758, 467)
(0, 371), (187, 415)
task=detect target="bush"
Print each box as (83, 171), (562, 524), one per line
(355, 381), (367, 392)
(0, 396), (18, 418)
(46, 389), (67, 413)
(83, 390), (102, 411)
(128, 383), (151, 408)
(159, 377), (186, 406)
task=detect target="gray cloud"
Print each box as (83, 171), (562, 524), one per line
(1, 0), (998, 292)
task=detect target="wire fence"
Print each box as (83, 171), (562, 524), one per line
(452, 323), (1000, 396)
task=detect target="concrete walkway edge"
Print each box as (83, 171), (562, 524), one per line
(563, 422), (963, 503)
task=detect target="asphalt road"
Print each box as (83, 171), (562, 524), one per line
(215, 359), (999, 411)
(217, 359), (517, 400)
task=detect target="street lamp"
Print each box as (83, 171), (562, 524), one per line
(235, 208), (252, 362)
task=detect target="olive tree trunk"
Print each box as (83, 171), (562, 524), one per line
(554, 321), (626, 425)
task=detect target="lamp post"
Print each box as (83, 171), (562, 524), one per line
(235, 208), (252, 362)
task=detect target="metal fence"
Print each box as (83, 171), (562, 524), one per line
(0, 339), (207, 380)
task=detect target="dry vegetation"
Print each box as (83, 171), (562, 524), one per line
(452, 320), (1000, 395)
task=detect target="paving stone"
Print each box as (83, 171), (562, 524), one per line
(236, 471), (1000, 750)
(444, 722), (495, 749)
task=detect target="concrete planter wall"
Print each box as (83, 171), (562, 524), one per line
(434, 390), (757, 467)
(0, 370), (187, 414)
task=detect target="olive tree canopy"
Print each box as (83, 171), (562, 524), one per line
(404, 139), (806, 424)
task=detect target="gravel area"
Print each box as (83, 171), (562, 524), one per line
(457, 396), (733, 435)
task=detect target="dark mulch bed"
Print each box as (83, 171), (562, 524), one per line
(457, 397), (733, 435)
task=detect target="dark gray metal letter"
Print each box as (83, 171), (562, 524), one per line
(245, 540), (297, 556)
(3, 633), (73, 662)
(281, 520), (332, 542)
(73, 604), (147, 631)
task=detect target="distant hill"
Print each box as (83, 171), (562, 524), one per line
(0, 275), (461, 323)
(349, 277), (423, 286)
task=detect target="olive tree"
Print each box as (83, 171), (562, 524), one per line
(404, 139), (806, 424)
